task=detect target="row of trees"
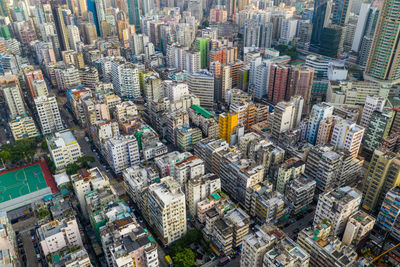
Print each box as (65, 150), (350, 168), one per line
(65, 156), (95, 175)
(0, 138), (41, 166)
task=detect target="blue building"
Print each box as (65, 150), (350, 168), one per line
(306, 102), (334, 144)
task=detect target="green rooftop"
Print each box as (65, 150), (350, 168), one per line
(191, 105), (215, 118)
(211, 192), (221, 200)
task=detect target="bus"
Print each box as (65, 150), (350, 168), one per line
(165, 255), (173, 266)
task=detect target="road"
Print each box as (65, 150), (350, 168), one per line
(13, 217), (38, 267)
(282, 211), (315, 240)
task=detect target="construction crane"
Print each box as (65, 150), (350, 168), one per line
(372, 242), (400, 263)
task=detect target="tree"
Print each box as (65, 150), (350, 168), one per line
(0, 151), (11, 167)
(66, 163), (81, 175)
(41, 141), (48, 150)
(173, 248), (195, 267)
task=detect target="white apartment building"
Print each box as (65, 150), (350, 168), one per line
(147, 176), (187, 245)
(9, 116), (39, 140)
(52, 249), (91, 267)
(54, 65), (81, 91)
(330, 120), (364, 158)
(67, 25), (81, 51)
(272, 101), (296, 139)
(34, 95), (64, 135)
(279, 18), (298, 44)
(71, 167), (110, 217)
(38, 217), (83, 256)
(187, 173), (221, 217)
(241, 224), (309, 267)
(100, 216), (159, 267)
(105, 135), (140, 174)
(154, 151), (192, 178)
(47, 130), (82, 170)
(111, 61), (141, 100)
(184, 50), (201, 74)
(114, 101), (138, 121)
(314, 186), (362, 236)
(276, 157), (305, 194)
(164, 81), (189, 102)
(359, 95), (385, 128)
(32, 80), (49, 97)
(2, 83), (26, 119)
(174, 155), (205, 186)
(342, 210), (375, 246)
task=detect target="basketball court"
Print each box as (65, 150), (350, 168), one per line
(0, 163), (48, 203)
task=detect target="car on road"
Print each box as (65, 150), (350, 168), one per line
(31, 236), (36, 242)
(30, 229), (35, 235)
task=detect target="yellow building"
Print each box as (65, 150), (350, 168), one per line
(362, 148), (400, 212)
(218, 112), (238, 144)
(9, 116), (40, 140)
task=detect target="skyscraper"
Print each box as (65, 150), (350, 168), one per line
(310, 0), (332, 48)
(291, 66), (314, 113)
(195, 38), (209, 69)
(365, 0), (400, 84)
(332, 0), (352, 26)
(51, 5), (70, 51)
(127, 0), (140, 30)
(268, 64), (292, 103)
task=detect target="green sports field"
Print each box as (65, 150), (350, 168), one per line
(0, 164), (48, 203)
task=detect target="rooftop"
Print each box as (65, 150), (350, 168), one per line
(191, 105), (215, 118)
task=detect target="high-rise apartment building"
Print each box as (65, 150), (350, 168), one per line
(330, 120), (364, 158)
(306, 102), (334, 144)
(71, 167), (110, 217)
(362, 148), (400, 212)
(188, 70), (214, 108)
(2, 82), (26, 119)
(276, 157), (305, 194)
(271, 101), (296, 140)
(291, 66), (314, 113)
(359, 95), (385, 128)
(314, 186), (361, 236)
(298, 223), (357, 266)
(9, 116), (39, 140)
(305, 145), (343, 192)
(285, 175), (316, 214)
(241, 224), (310, 267)
(111, 61), (141, 100)
(47, 129), (82, 171)
(34, 95), (64, 135)
(105, 135), (140, 174)
(376, 186), (400, 240)
(342, 210), (375, 246)
(363, 110), (393, 155)
(365, 0), (400, 84)
(267, 64), (292, 103)
(187, 173), (221, 217)
(218, 112), (238, 144)
(147, 176), (187, 245)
